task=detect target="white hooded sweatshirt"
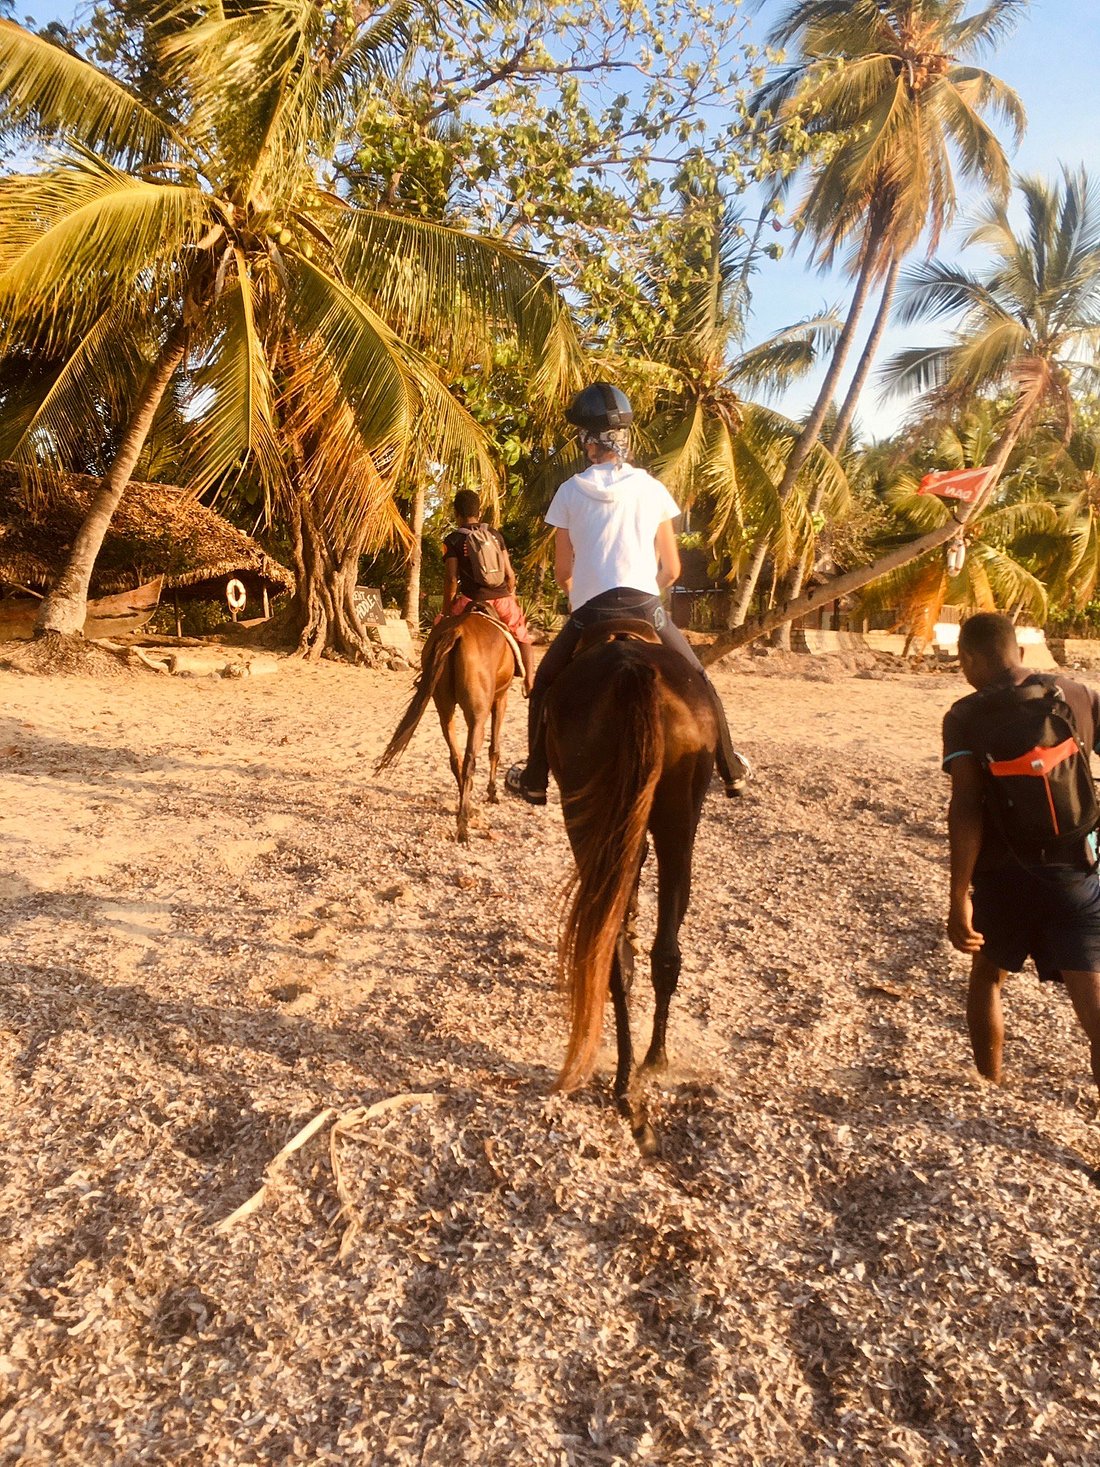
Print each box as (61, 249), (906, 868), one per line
(545, 461), (681, 611)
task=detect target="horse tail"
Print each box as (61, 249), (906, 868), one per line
(556, 652), (664, 1092)
(375, 619), (461, 773)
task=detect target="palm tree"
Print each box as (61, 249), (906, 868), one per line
(732, 0), (1027, 629)
(1018, 424), (1100, 613)
(0, 6), (573, 650)
(703, 166), (1100, 662)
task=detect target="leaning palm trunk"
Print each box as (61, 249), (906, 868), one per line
(704, 384), (1040, 666)
(289, 492), (375, 663)
(33, 320), (190, 638)
(771, 254), (902, 648)
(727, 228), (886, 628)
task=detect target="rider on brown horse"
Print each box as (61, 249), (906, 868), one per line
(506, 383), (751, 806)
(442, 490), (535, 695)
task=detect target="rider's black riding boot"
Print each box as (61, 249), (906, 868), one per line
(703, 676), (750, 795)
(524, 685), (551, 793)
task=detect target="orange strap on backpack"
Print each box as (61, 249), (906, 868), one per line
(988, 737), (1079, 779)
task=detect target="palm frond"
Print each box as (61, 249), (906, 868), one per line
(179, 260), (285, 500)
(879, 344), (952, 399)
(0, 18), (182, 163)
(0, 152), (206, 351)
(278, 339), (410, 549)
(948, 1), (1030, 58)
(165, 0), (408, 193)
(968, 541), (1048, 618)
(0, 300), (147, 470)
(895, 260), (999, 326)
(288, 252), (416, 462)
(335, 209), (579, 392)
(943, 317), (1031, 396)
(648, 399), (710, 503)
(729, 310), (841, 395)
(855, 550), (948, 627)
(946, 66), (1026, 154)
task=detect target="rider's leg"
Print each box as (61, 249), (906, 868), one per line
(512, 617), (581, 797)
(519, 641), (536, 696)
(653, 613), (751, 794)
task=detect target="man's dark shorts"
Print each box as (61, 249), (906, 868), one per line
(972, 863), (1100, 983)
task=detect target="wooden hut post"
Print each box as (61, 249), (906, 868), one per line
(174, 588), (182, 638)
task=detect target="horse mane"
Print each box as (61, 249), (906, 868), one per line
(375, 619), (462, 773)
(555, 648), (664, 1091)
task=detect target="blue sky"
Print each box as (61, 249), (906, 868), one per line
(742, 0), (1100, 438)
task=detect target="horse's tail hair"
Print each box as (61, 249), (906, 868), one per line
(556, 652), (664, 1092)
(375, 619), (461, 773)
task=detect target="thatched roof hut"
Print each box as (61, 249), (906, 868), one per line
(0, 464), (294, 602)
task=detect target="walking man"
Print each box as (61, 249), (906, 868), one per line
(944, 612), (1100, 1098)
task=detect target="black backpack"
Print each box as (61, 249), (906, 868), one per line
(972, 679), (1100, 862)
(460, 524), (507, 591)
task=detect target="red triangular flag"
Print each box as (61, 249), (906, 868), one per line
(917, 466), (994, 504)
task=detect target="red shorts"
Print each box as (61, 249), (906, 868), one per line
(448, 594), (532, 644)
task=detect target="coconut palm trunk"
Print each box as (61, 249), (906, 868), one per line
(33, 318), (190, 639)
(403, 477), (427, 631)
(702, 392), (1036, 665)
(771, 252), (902, 648)
(727, 228), (885, 627)
(827, 253), (902, 457)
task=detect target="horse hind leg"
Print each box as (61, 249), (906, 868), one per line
(456, 713), (488, 843)
(486, 688), (507, 804)
(434, 687), (463, 790)
(641, 804), (696, 1077)
(642, 932), (683, 1078)
(610, 877), (658, 1154)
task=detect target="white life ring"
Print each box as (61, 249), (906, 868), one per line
(226, 578), (247, 612)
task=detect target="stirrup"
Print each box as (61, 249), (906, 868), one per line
(505, 764), (547, 806)
(722, 751), (753, 798)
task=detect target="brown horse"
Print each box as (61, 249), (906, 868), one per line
(546, 625), (718, 1153)
(377, 610), (514, 842)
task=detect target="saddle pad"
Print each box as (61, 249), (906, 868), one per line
(469, 604), (524, 677)
(576, 617), (662, 657)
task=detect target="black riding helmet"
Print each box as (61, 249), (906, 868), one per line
(565, 382), (633, 432)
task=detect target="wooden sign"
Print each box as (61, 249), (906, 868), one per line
(352, 586), (385, 626)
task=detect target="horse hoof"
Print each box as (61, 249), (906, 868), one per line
(487, 790), (499, 805)
(640, 1052), (669, 1076)
(634, 1122), (659, 1158)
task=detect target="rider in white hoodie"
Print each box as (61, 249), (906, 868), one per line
(506, 383), (751, 805)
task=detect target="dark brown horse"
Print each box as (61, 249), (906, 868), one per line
(546, 624), (718, 1153)
(377, 610), (514, 842)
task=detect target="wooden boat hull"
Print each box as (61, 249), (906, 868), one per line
(0, 578), (163, 641)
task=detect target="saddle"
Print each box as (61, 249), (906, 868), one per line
(575, 617), (662, 658)
(467, 603), (524, 677)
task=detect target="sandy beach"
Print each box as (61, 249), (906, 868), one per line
(2, 653), (1098, 1464)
